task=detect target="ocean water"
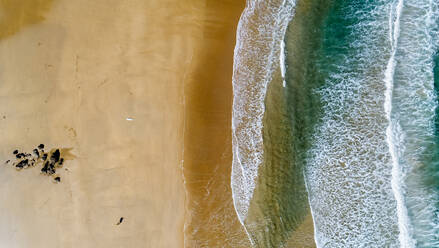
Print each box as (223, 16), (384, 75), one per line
(232, 0), (439, 247)
(232, 0), (330, 246)
(390, 0), (439, 246)
(246, 0), (332, 247)
(231, 0), (297, 231)
(304, 1), (401, 247)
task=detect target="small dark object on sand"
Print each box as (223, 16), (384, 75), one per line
(58, 158), (64, 166)
(33, 149), (40, 158)
(50, 149), (60, 163)
(38, 144), (44, 149)
(54, 177), (61, 182)
(16, 153), (26, 159)
(13, 150), (18, 155)
(49, 164), (55, 174)
(15, 159), (29, 169)
(41, 161), (55, 174)
(41, 162), (49, 173)
(42, 153), (48, 161)
(5, 160), (10, 164)
(116, 217), (124, 225)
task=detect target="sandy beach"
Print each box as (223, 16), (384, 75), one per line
(0, 0), (245, 247)
(181, 1), (249, 247)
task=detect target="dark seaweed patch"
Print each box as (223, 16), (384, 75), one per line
(6, 145), (71, 182)
(15, 159), (29, 169)
(41, 161), (55, 174)
(15, 153), (26, 159)
(50, 149), (60, 163)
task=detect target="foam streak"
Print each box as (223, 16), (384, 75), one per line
(384, 0), (416, 247)
(231, 0), (296, 235)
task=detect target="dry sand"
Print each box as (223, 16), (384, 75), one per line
(0, 0), (246, 247)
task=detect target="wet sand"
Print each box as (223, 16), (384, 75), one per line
(0, 0), (244, 247)
(182, 1), (250, 247)
(285, 213), (316, 247)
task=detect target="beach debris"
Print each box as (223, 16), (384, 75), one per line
(116, 217), (124, 225)
(33, 149), (40, 158)
(50, 149), (60, 163)
(41, 161), (56, 174)
(15, 159), (29, 169)
(4, 144), (72, 182)
(15, 152), (26, 159)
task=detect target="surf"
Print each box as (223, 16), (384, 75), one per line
(231, 0), (297, 242)
(384, 0), (415, 247)
(389, 0), (439, 246)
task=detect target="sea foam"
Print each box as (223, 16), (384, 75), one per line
(384, 0), (415, 247)
(231, 0), (296, 234)
(389, 0), (439, 246)
(305, 1), (401, 247)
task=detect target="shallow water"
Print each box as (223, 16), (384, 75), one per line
(231, 0), (297, 231)
(241, 0), (333, 247)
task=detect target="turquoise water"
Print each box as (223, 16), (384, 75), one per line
(435, 51), (439, 142)
(302, 1), (400, 246)
(296, 0), (439, 247)
(232, 0), (439, 247)
(390, 1), (439, 246)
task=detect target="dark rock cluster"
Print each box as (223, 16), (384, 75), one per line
(5, 144), (67, 182)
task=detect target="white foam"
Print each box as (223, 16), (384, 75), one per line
(305, 2), (402, 247)
(280, 39), (287, 87)
(384, 1), (416, 247)
(386, 0), (439, 246)
(230, 0), (296, 236)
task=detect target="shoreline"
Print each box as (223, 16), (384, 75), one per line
(181, 1), (250, 247)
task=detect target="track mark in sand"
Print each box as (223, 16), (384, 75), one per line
(116, 217), (124, 225)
